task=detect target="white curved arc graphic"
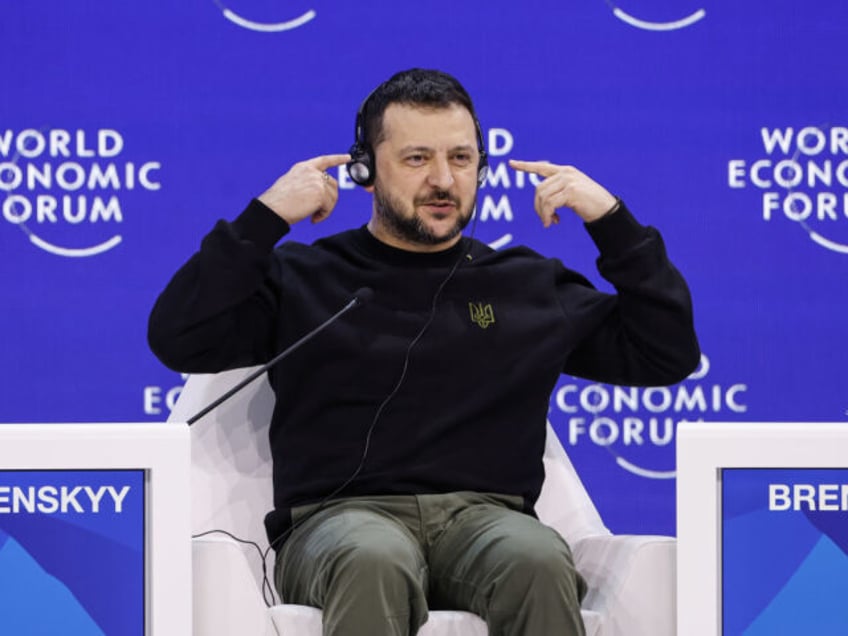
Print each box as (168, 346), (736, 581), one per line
(28, 233), (123, 258)
(807, 230), (848, 255)
(222, 8), (316, 32)
(612, 7), (706, 31)
(615, 456), (676, 479)
(487, 234), (513, 250)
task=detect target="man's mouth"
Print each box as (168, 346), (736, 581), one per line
(418, 198), (458, 212)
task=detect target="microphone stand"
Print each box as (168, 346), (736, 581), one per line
(186, 290), (372, 425)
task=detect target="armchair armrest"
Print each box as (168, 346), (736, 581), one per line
(192, 536), (276, 636)
(574, 534), (676, 636)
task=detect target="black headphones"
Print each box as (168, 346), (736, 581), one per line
(346, 92), (489, 188)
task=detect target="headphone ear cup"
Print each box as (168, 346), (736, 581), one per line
(346, 143), (375, 187)
(477, 150), (489, 186)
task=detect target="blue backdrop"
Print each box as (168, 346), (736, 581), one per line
(2, 1), (846, 536)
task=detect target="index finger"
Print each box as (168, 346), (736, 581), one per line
(509, 159), (559, 178)
(306, 153), (353, 171)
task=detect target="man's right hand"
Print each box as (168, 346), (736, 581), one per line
(258, 154), (351, 225)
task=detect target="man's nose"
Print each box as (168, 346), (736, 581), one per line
(427, 156), (455, 190)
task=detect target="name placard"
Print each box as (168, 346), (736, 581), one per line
(721, 468), (848, 634)
(0, 469), (146, 635)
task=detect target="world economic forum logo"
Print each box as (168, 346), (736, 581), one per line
(477, 127), (534, 250)
(729, 125), (848, 255)
(0, 128), (161, 258)
(212, 0), (316, 32)
(604, 0), (706, 31)
(553, 353), (748, 479)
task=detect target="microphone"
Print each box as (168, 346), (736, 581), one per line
(186, 287), (374, 425)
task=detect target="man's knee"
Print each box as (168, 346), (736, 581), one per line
(483, 541), (586, 635)
(280, 506), (426, 606)
(323, 541), (429, 635)
(494, 541), (582, 599)
(330, 539), (427, 592)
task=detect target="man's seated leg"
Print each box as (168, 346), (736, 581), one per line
(276, 498), (429, 636)
(425, 493), (587, 636)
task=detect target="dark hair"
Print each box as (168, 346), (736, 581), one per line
(361, 69), (479, 148)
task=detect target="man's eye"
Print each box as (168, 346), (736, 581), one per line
(406, 155), (425, 165)
(453, 153), (472, 164)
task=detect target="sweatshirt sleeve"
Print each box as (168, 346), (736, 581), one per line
(147, 199), (290, 373)
(559, 201), (700, 387)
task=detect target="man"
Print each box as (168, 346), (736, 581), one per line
(149, 68), (699, 636)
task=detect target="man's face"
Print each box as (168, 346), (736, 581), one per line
(367, 102), (481, 252)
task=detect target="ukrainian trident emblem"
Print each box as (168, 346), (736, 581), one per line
(468, 302), (496, 329)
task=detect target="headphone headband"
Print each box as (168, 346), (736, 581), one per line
(346, 93), (489, 188)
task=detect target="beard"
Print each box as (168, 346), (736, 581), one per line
(373, 180), (475, 247)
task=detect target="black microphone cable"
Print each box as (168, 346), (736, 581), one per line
(258, 201), (484, 603)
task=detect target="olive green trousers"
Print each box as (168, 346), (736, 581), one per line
(276, 491), (587, 636)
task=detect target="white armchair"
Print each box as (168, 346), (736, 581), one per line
(169, 367), (675, 636)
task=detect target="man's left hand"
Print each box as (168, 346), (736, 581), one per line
(509, 160), (617, 226)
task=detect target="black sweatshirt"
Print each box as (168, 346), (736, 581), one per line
(148, 199), (699, 545)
